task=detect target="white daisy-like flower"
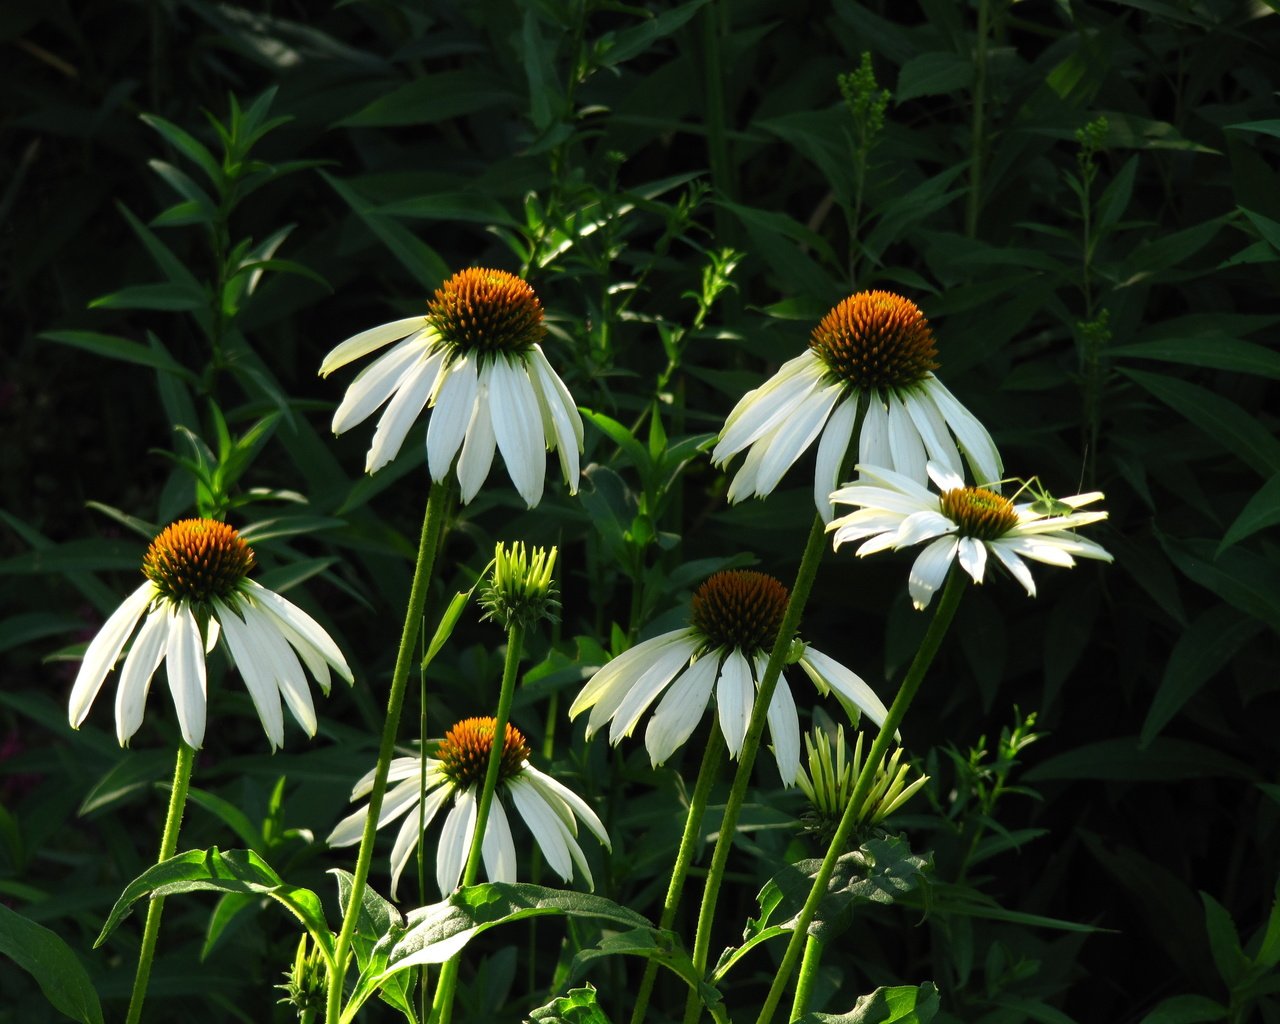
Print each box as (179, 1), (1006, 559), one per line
(326, 717), (610, 899)
(67, 518), (352, 750)
(319, 267), (584, 507)
(567, 570), (892, 786)
(712, 290), (1003, 522)
(829, 463), (1112, 610)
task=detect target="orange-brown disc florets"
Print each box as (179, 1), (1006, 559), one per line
(142, 519), (255, 603)
(940, 487), (1018, 540)
(809, 290), (938, 390)
(438, 717), (530, 788)
(426, 267), (545, 357)
(690, 570), (790, 652)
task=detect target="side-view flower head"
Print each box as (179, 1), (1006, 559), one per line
(319, 267), (584, 508)
(568, 570), (892, 786)
(712, 290), (1002, 522)
(68, 519), (352, 750)
(829, 463), (1112, 609)
(327, 718), (610, 899)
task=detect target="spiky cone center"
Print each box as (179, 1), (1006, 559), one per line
(809, 290), (938, 390)
(690, 570), (790, 653)
(141, 518), (254, 604)
(426, 267), (545, 357)
(940, 486), (1018, 540)
(438, 717), (530, 788)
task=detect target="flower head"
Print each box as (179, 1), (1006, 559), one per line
(829, 463), (1112, 609)
(320, 268), (584, 507)
(68, 518), (352, 750)
(568, 570), (892, 785)
(327, 717), (609, 899)
(712, 290), (1002, 522)
(478, 541), (560, 630)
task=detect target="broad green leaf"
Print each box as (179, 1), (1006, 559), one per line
(0, 904), (104, 1024)
(1108, 337), (1280, 381)
(896, 52), (973, 103)
(185, 787), (262, 850)
(802, 983), (941, 1023)
(581, 409), (653, 486)
(77, 751), (170, 816)
(95, 848), (333, 960)
(1201, 892), (1249, 988)
(38, 330), (194, 379)
(201, 891), (257, 961)
(338, 70), (517, 128)
(1121, 369), (1280, 477)
(1139, 607), (1263, 746)
(1024, 737), (1254, 782)
(1160, 535), (1280, 634)
(528, 985), (613, 1024)
(570, 929), (726, 1023)
(331, 870), (412, 1024)
(1219, 474), (1280, 551)
(1137, 994), (1228, 1024)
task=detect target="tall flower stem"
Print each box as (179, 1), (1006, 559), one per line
(124, 741), (196, 1024)
(629, 726), (726, 1024)
(965, 0), (990, 239)
(682, 513), (828, 1024)
(790, 934), (825, 1021)
(325, 479), (455, 1024)
(433, 622), (526, 1024)
(755, 570), (968, 1024)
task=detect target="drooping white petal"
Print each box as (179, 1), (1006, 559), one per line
(988, 541), (1038, 598)
(645, 651), (720, 767)
(813, 395), (857, 523)
(528, 345), (584, 448)
(713, 355), (826, 462)
(320, 318), (430, 377)
(205, 618), (220, 654)
(388, 782), (454, 899)
(855, 463), (940, 503)
(215, 599), (284, 751)
(508, 777), (573, 880)
(69, 582), (155, 729)
(595, 635), (700, 742)
(798, 646), (892, 732)
(165, 602), (207, 749)
(114, 606), (170, 746)
(893, 510), (957, 549)
(242, 580), (352, 685)
(903, 388), (963, 479)
(365, 352), (445, 474)
(716, 648), (754, 757)
(330, 334), (428, 435)
(349, 755), (440, 800)
(858, 395), (892, 471)
(489, 356), (547, 507)
(456, 369), (497, 504)
(606, 645), (700, 744)
(754, 382), (843, 496)
(886, 396), (929, 484)
(907, 536), (959, 611)
(569, 628), (697, 723)
(925, 460), (965, 494)
(436, 789), (477, 896)
(725, 437), (770, 504)
(765, 674), (801, 786)
(956, 536), (989, 583)
(481, 798), (518, 883)
(1002, 536), (1078, 567)
(522, 766), (610, 848)
(426, 353), (478, 482)
(242, 603), (317, 739)
(925, 378), (1003, 488)
(526, 348), (581, 493)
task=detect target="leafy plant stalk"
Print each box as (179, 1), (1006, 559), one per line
(324, 478), (455, 1024)
(123, 741), (196, 1024)
(755, 570), (969, 1024)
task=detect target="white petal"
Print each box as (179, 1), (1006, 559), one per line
(241, 604), (316, 739)
(242, 580), (352, 684)
(456, 370), (497, 504)
(988, 541), (1038, 598)
(522, 767), (610, 848)
(754, 382), (843, 496)
(436, 789), (477, 896)
(925, 460), (966, 493)
(165, 602), (207, 749)
(330, 334), (428, 434)
(852, 463), (938, 501)
(766, 676), (800, 786)
(886, 397), (928, 484)
(528, 345), (584, 447)
(956, 536), (989, 583)
(569, 629), (697, 722)
(645, 651), (720, 766)
(68, 582), (154, 729)
(813, 395), (857, 523)
(714, 354), (824, 462)
(858, 395), (891, 470)
(1002, 536), (1078, 567)
(481, 798), (517, 883)
(114, 606), (170, 746)
(205, 618), (220, 654)
(215, 600), (284, 750)
(725, 437), (769, 504)
(526, 347), (581, 493)
(388, 782), (453, 899)
(716, 648), (754, 757)
(903, 389), (963, 479)
(908, 537), (959, 610)
(925, 378), (1002, 487)
(596, 636), (700, 742)
(320, 317), (430, 376)
(799, 647), (892, 732)
(365, 352), (444, 474)
(489, 357), (547, 507)
(894, 510), (957, 549)
(426, 353), (478, 482)
(508, 777), (573, 880)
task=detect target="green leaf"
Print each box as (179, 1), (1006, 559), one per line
(595, 0), (711, 67)
(581, 409), (653, 489)
(1201, 892), (1250, 988)
(1137, 994), (1228, 1024)
(185, 787), (263, 850)
(1227, 120), (1280, 140)
(88, 282), (207, 312)
(94, 848), (333, 960)
(1121, 369), (1280, 477)
(528, 985), (614, 1024)
(38, 330), (195, 379)
(802, 982), (941, 1023)
(337, 70), (517, 127)
(1139, 607), (1264, 746)
(896, 52), (974, 103)
(1160, 535), (1280, 634)
(323, 172), (449, 289)
(1108, 337), (1280, 381)
(77, 751), (170, 816)
(1024, 737), (1255, 782)
(0, 904), (104, 1024)
(422, 585), (480, 670)
(570, 929), (726, 1023)
(1219, 474), (1280, 552)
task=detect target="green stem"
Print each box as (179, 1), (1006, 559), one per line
(701, 1), (733, 241)
(433, 622), (525, 1024)
(324, 479), (455, 1024)
(629, 727), (725, 1024)
(790, 934), (825, 1021)
(124, 742), (196, 1024)
(965, 0), (990, 239)
(682, 514), (829, 1024)
(754, 571), (968, 1024)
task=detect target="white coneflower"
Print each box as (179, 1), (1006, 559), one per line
(68, 519), (352, 750)
(327, 718), (609, 899)
(712, 290), (1002, 522)
(320, 267), (583, 507)
(829, 463), (1112, 609)
(568, 570), (892, 786)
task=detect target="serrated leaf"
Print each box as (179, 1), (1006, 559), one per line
(528, 984), (613, 1024)
(1201, 892), (1249, 988)
(569, 929), (725, 1022)
(0, 904), (104, 1024)
(802, 982), (941, 1023)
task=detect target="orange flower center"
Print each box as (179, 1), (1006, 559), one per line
(438, 717), (530, 788)
(939, 487), (1018, 540)
(808, 290), (938, 389)
(142, 519), (254, 603)
(426, 267), (545, 357)
(690, 570), (790, 652)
